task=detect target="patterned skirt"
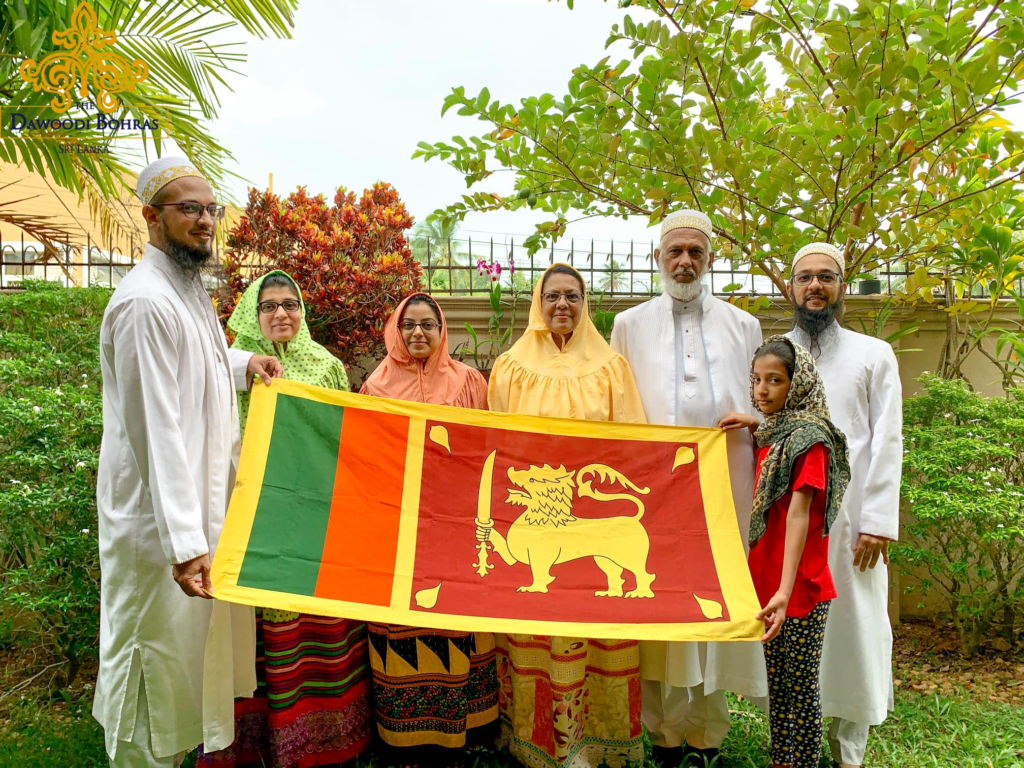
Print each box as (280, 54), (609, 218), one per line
(495, 634), (644, 768)
(367, 623), (499, 754)
(198, 610), (373, 768)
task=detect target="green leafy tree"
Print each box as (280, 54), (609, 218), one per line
(409, 218), (459, 252)
(409, 218), (468, 292)
(598, 256), (630, 292)
(893, 213), (1024, 389)
(0, 0), (297, 242)
(415, 0), (1024, 299)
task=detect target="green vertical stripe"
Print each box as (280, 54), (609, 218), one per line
(238, 395), (343, 595)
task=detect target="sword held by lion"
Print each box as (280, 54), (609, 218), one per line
(473, 449), (657, 598)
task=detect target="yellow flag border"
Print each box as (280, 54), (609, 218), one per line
(212, 379), (762, 643)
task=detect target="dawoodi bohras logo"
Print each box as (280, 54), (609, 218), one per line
(9, 1), (159, 134)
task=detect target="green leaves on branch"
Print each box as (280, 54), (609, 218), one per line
(415, 0), (1024, 302)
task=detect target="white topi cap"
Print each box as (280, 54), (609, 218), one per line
(660, 209), (713, 242)
(136, 156), (205, 205)
(792, 242), (845, 273)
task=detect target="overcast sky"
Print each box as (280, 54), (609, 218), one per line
(200, 0), (1023, 250)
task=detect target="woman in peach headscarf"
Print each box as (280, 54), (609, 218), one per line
(484, 264), (647, 768)
(362, 293), (487, 407)
(360, 293), (497, 767)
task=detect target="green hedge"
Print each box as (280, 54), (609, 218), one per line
(0, 282), (107, 687)
(894, 377), (1024, 656)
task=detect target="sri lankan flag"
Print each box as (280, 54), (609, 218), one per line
(212, 380), (762, 642)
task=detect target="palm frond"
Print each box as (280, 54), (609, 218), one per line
(70, 161), (145, 246)
(1, 0), (298, 215)
(215, 0), (296, 39)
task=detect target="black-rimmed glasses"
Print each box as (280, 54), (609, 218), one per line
(258, 299), (301, 315)
(150, 201), (226, 221)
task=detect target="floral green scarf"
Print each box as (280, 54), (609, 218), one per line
(748, 335), (850, 546)
(228, 270), (348, 434)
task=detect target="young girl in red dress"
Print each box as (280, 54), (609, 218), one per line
(721, 335), (850, 768)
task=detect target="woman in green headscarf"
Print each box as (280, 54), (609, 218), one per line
(199, 271), (372, 768)
(228, 270), (349, 432)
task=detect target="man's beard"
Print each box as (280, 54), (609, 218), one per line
(661, 263), (707, 303)
(162, 227), (213, 271)
(793, 298), (842, 339)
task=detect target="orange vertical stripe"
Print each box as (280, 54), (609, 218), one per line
(314, 408), (409, 605)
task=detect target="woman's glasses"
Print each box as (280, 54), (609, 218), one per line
(541, 292), (584, 305)
(792, 271), (842, 286)
(150, 201), (226, 220)
(258, 299), (301, 314)
(399, 320), (440, 333)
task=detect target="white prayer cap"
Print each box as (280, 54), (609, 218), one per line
(136, 157), (205, 205)
(660, 209), (713, 243)
(793, 242), (845, 273)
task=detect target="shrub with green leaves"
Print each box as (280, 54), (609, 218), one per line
(0, 281), (110, 687)
(895, 376), (1024, 656)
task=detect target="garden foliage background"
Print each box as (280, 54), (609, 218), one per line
(0, 283), (105, 689)
(0, 5), (1022, 760)
(1, 279), (1022, 697)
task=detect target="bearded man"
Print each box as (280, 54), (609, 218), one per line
(785, 243), (903, 768)
(94, 157), (283, 767)
(611, 210), (767, 766)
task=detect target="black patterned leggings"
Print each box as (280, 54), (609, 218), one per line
(764, 600), (830, 768)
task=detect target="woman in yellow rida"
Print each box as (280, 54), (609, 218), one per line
(483, 263), (647, 768)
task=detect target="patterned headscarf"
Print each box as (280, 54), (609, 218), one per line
(228, 270), (348, 433)
(748, 335), (850, 546)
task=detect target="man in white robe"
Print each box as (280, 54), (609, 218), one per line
(785, 243), (902, 768)
(94, 158), (283, 767)
(611, 210), (767, 766)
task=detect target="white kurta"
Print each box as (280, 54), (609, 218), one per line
(788, 323), (902, 725)
(94, 244), (257, 759)
(672, 293), (718, 427)
(611, 290), (767, 699)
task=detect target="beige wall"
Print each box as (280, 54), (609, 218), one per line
(436, 294), (1022, 621)
(435, 294), (1017, 399)
(0, 160), (146, 247)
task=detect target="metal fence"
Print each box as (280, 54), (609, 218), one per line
(418, 235), (922, 297)
(0, 231), (143, 290)
(3, 231), (1016, 299)
(0, 231), (227, 292)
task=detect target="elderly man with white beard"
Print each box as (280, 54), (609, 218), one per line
(611, 210), (767, 766)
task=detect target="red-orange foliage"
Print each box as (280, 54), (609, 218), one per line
(221, 183), (422, 375)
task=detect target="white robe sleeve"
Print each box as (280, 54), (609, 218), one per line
(112, 297), (210, 565)
(609, 313), (627, 357)
(747, 319), (763, 424)
(228, 348), (254, 391)
(858, 344), (903, 540)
